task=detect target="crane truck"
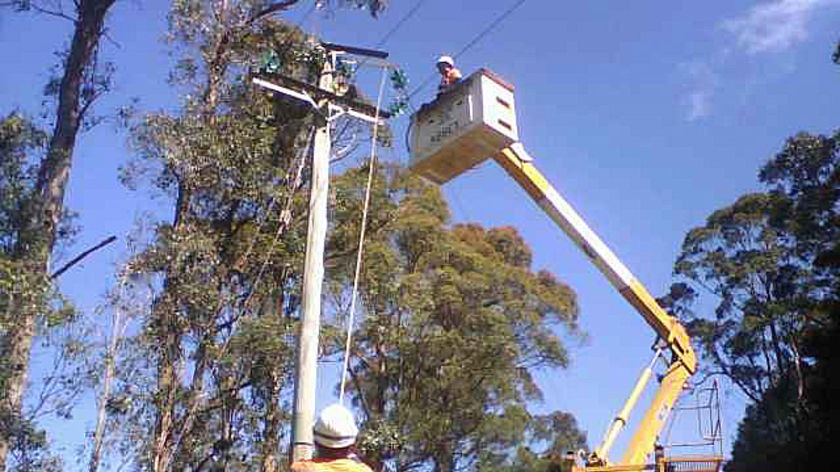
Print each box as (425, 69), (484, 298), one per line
(408, 68), (723, 472)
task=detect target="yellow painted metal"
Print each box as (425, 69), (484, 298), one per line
(491, 144), (699, 466)
(594, 351), (660, 463)
(493, 146), (696, 374)
(583, 465), (650, 472)
(413, 133), (709, 467)
(583, 456), (723, 472)
(620, 280), (695, 373)
(621, 362), (691, 465)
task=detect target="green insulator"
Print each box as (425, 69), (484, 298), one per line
(336, 58), (355, 78)
(260, 50), (282, 73)
(389, 68), (409, 90)
(388, 99), (409, 116)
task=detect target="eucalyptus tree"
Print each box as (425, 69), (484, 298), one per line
(120, 1), (389, 470)
(325, 163), (585, 471)
(0, 0), (118, 466)
(666, 128), (839, 471)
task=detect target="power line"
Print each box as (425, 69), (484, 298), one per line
(274, 1), (319, 56)
(407, 0), (529, 101)
(452, 0), (528, 63)
(374, 0), (431, 48)
(347, 0), (431, 74)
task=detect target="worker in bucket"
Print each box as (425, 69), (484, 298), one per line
(291, 403), (374, 472)
(436, 55), (462, 95)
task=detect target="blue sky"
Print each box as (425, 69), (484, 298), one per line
(2, 0), (840, 468)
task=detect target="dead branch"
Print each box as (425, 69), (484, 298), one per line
(50, 235), (117, 279)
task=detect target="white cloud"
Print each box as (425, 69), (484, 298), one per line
(680, 60), (720, 121)
(687, 90), (712, 120)
(679, 0), (838, 120)
(721, 0), (836, 54)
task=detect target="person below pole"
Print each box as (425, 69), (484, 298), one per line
(436, 55), (462, 95)
(291, 403), (374, 472)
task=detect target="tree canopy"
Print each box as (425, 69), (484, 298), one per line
(666, 128), (840, 472)
(323, 163), (583, 471)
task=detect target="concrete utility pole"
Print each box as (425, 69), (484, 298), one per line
(252, 42), (392, 463)
(291, 58), (333, 462)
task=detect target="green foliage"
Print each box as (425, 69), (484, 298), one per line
(670, 191), (802, 400)
(668, 45), (840, 464)
(529, 411), (588, 461)
(114, 2), (325, 467)
(53, 1), (591, 468)
(670, 127), (840, 470)
(479, 410), (587, 472)
(0, 112), (45, 254)
(0, 112), (75, 394)
(725, 376), (826, 472)
(833, 39), (840, 65)
(325, 163), (584, 470)
(0, 0), (111, 461)
(108, 1), (404, 468)
(759, 131), (840, 260)
(4, 418), (62, 472)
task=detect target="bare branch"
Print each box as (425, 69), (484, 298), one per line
(50, 235), (117, 279)
(102, 28), (121, 49)
(690, 370), (728, 387)
(249, 0), (299, 24)
(348, 363), (372, 420)
(29, 2), (77, 22)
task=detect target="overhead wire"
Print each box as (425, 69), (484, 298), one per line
(348, 0), (432, 72)
(274, 1), (318, 55)
(451, 0), (529, 66)
(395, 0), (530, 163)
(258, 0), (528, 403)
(338, 0), (430, 97)
(280, 0), (429, 166)
(406, 0), (530, 101)
(373, 0), (431, 48)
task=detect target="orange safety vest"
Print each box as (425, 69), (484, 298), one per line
(439, 67), (463, 88)
(291, 458), (374, 472)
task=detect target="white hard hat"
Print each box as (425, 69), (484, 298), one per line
(313, 403), (359, 449)
(436, 55), (454, 67)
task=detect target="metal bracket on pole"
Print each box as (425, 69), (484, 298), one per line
(253, 78), (384, 125)
(327, 103), (385, 125)
(254, 76), (387, 129)
(252, 77), (319, 110)
(252, 72), (393, 120)
(322, 41), (389, 59)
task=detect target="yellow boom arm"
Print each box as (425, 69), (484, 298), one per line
(494, 143), (696, 466)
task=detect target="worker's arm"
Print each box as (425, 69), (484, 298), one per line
(493, 144), (696, 465)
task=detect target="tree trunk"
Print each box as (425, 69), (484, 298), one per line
(150, 180), (190, 472)
(0, 298), (38, 469)
(0, 0), (115, 467)
(169, 332), (211, 467)
(260, 369), (283, 472)
(89, 274), (127, 472)
(433, 451), (455, 472)
(151, 306), (182, 472)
